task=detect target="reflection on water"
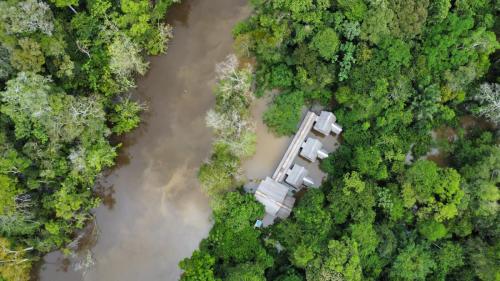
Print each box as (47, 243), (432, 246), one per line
(36, 0), (250, 280)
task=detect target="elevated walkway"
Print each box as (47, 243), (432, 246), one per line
(253, 110), (342, 226)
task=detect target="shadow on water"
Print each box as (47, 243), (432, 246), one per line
(167, 0), (193, 26)
(36, 0), (251, 280)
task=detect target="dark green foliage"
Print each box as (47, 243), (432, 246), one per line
(270, 64), (294, 89)
(180, 192), (272, 281)
(263, 91), (304, 136)
(184, 1), (499, 280)
(0, 0), (176, 277)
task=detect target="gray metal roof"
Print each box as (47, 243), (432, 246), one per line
(300, 137), (323, 162)
(276, 195), (295, 219)
(255, 177), (290, 216)
(314, 111), (336, 135)
(286, 164), (311, 188)
(331, 122), (343, 135)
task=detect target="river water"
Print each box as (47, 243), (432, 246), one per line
(37, 1), (250, 280)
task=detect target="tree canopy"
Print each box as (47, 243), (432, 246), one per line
(0, 0), (177, 278)
(183, 1), (499, 281)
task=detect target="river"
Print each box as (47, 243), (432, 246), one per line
(37, 1), (250, 280)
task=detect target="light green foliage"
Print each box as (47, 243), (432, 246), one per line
(388, 0), (429, 39)
(336, 0), (367, 21)
(418, 220), (448, 241)
(49, 0), (79, 8)
(108, 33), (149, 90)
(270, 64), (294, 88)
(377, 38), (411, 71)
(328, 171), (376, 225)
(272, 0), (315, 15)
(429, 0), (451, 22)
(0, 0), (174, 273)
(0, 238), (32, 281)
(185, 1), (499, 280)
(360, 4), (394, 45)
(390, 243), (436, 281)
(353, 146), (388, 180)
(109, 98), (144, 134)
(291, 243), (315, 268)
(402, 160), (463, 223)
(179, 250), (218, 281)
(225, 263), (267, 281)
(310, 28), (340, 61)
(116, 0), (175, 55)
(432, 242), (464, 280)
(200, 55), (256, 196)
(10, 38), (45, 73)
(0, 175), (19, 215)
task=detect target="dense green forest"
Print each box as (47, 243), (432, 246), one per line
(181, 0), (499, 281)
(0, 0), (176, 279)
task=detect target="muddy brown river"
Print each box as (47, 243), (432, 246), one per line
(37, 1), (250, 280)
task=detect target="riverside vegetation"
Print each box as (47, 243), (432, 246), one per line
(181, 1), (500, 281)
(0, 0), (177, 279)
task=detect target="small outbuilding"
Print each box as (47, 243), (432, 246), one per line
(300, 137), (329, 162)
(314, 111), (343, 136)
(285, 164), (314, 189)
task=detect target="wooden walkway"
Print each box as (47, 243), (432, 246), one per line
(272, 112), (318, 182)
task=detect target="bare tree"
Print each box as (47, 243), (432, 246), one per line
(474, 83), (500, 125)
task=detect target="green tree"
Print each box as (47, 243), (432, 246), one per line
(263, 91), (304, 136)
(390, 243), (436, 281)
(179, 250), (218, 281)
(198, 144), (239, 196)
(108, 33), (149, 90)
(306, 238), (362, 281)
(402, 160), (463, 223)
(310, 28), (340, 61)
(0, 0), (54, 35)
(109, 98), (145, 134)
(388, 0), (429, 39)
(336, 0), (367, 21)
(0, 238), (32, 281)
(10, 38), (45, 73)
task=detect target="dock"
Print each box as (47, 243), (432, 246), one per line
(272, 112), (318, 182)
(253, 110), (343, 226)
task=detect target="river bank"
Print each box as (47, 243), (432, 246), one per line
(36, 1), (250, 280)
